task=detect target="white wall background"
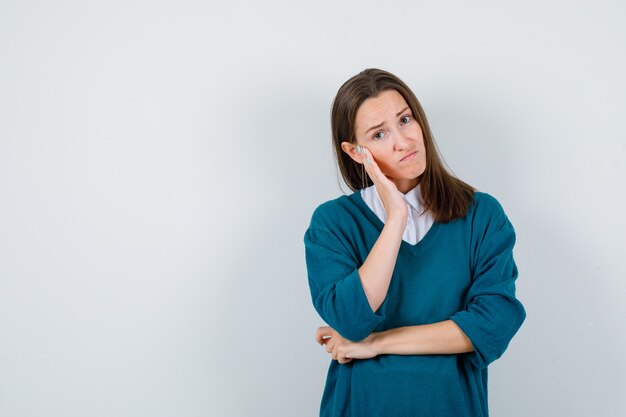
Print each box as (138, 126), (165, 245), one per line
(1, 1), (624, 416)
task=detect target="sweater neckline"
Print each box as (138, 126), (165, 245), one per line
(349, 189), (441, 256)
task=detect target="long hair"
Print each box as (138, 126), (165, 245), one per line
(330, 68), (476, 223)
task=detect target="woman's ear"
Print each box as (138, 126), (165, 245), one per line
(341, 141), (363, 164)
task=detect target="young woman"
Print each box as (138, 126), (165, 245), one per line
(303, 68), (526, 417)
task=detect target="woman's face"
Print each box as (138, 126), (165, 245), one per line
(341, 89), (427, 194)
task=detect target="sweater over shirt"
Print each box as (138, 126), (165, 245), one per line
(303, 188), (526, 417)
(360, 182), (434, 245)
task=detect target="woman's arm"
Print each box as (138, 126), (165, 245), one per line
(316, 320), (475, 364)
(369, 319), (475, 355)
(305, 147), (409, 342)
(358, 214), (406, 313)
(354, 148), (410, 314)
(304, 211), (406, 343)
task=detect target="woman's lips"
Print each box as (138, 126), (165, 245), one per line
(401, 151), (417, 162)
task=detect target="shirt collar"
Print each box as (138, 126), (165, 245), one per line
(402, 183), (424, 215)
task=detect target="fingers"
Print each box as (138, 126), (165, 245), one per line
(317, 326), (353, 364)
(315, 326), (331, 345)
(318, 335), (332, 349)
(337, 346), (345, 363)
(361, 146), (374, 167)
(317, 330), (354, 364)
(360, 147), (385, 185)
(315, 326), (336, 353)
(359, 147), (405, 216)
(332, 340), (352, 363)
(326, 339), (335, 353)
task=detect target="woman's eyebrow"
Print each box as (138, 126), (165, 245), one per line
(365, 107), (410, 134)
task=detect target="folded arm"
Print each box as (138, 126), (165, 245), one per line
(316, 319), (473, 364)
(304, 214), (406, 342)
(369, 319), (475, 355)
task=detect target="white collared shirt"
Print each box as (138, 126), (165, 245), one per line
(360, 183), (434, 245)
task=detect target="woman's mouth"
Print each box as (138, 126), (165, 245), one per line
(401, 151), (416, 162)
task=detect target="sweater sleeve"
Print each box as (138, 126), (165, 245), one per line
(449, 199), (527, 370)
(304, 226), (386, 342)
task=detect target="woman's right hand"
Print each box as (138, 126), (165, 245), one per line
(359, 146), (408, 222)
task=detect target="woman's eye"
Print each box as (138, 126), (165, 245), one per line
(401, 115), (411, 124)
(373, 131), (385, 140)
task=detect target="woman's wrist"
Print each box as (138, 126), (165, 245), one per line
(363, 322), (475, 356)
(384, 214), (407, 231)
(367, 331), (385, 355)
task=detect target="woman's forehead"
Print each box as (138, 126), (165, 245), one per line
(355, 90), (409, 131)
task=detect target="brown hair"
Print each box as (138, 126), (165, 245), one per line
(330, 68), (477, 223)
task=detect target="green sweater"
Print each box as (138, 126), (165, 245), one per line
(303, 190), (526, 417)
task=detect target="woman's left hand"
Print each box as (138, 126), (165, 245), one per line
(315, 326), (379, 364)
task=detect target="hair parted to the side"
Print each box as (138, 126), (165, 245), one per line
(330, 68), (477, 223)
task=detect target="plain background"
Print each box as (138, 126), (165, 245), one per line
(1, 1), (625, 416)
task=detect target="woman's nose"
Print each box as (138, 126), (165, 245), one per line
(393, 130), (411, 150)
